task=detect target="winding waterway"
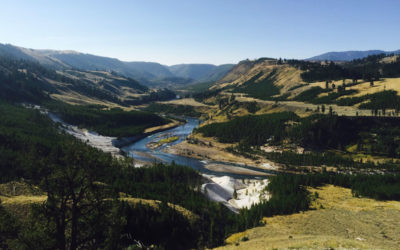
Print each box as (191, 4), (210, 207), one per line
(122, 117), (277, 179)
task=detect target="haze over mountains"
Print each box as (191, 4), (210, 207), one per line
(307, 49), (400, 61)
(0, 43), (234, 87)
(2, 43), (400, 88)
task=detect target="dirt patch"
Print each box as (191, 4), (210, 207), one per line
(165, 139), (253, 166)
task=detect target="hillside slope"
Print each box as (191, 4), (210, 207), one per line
(211, 58), (305, 99)
(216, 185), (400, 249)
(0, 55), (178, 106)
(169, 63), (234, 83)
(206, 55), (400, 105)
(0, 43), (233, 86)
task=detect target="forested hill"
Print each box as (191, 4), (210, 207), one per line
(200, 54), (400, 105)
(0, 43), (234, 86)
(0, 56), (179, 106)
(206, 58), (304, 100)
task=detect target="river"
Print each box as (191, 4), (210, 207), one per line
(122, 117), (277, 179)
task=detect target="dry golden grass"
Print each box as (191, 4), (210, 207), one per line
(0, 180), (197, 224)
(51, 91), (123, 107)
(309, 185), (400, 212)
(215, 64), (304, 96)
(270, 65), (303, 92)
(119, 197), (199, 223)
(158, 98), (209, 107)
(0, 181), (47, 219)
(144, 119), (183, 133)
(215, 61), (259, 88)
(158, 136), (179, 144)
(234, 96), (373, 117)
(381, 55), (399, 64)
(0, 195), (198, 224)
(0, 195), (47, 205)
(348, 78), (400, 97)
(305, 77), (400, 100)
(216, 185), (400, 250)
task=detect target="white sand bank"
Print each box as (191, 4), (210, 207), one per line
(202, 175), (270, 213)
(48, 113), (121, 156)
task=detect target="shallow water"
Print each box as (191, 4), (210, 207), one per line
(122, 117), (277, 179)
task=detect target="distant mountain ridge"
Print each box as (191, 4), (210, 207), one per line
(0, 43), (234, 86)
(169, 63), (234, 83)
(306, 49), (400, 61)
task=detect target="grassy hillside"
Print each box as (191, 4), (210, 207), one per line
(213, 59), (303, 95)
(193, 55), (400, 122)
(217, 185), (400, 249)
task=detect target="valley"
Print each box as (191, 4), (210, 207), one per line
(1, 44), (400, 249)
(2, 1), (400, 249)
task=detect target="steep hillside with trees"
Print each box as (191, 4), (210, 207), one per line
(0, 56), (178, 106)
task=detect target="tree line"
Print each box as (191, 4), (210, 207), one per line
(287, 53), (400, 83)
(197, 112), (400, 158)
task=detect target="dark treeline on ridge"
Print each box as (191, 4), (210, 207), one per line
(287, 53), (400, 83)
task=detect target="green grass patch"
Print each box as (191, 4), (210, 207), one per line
(158, 136), (179, 144)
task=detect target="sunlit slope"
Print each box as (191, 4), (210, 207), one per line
(208, 56), (400, 110)
(216, 185), (400, 249)
(212, 59), (305, 97)
(0, 181), (197, 223)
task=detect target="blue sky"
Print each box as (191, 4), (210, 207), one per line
(1, 0), (399, 65)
